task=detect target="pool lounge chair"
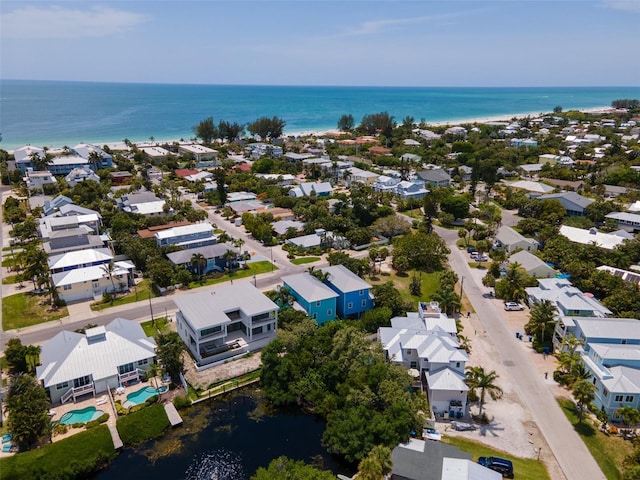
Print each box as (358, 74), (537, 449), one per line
(1, 433), (12, 444)
(2, 442), (13, 453)
(96, 395), (108, 405)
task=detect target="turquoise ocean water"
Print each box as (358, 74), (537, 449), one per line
(1, 80), (639, 150)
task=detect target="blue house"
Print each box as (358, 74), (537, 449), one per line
(320, 265), (374, 319)
(281, 272), (338, 325)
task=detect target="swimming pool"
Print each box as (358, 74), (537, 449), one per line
(123, 386), (168, 408)
(59, 406), (104, 425)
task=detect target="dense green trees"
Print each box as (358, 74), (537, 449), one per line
(193, 116), (218, 144)
(392, 231), (449, 272)
(337, 114), (355, 132)
(4, 338), (41, 374)
(260, 322), (426, 463)
(247, 116), (286, 140)
(155, 332), (185, 383)
(252, 456), (335, 480)
(5, 373), (51, 451)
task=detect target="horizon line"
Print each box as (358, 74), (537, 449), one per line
(2, 78), (640, 90)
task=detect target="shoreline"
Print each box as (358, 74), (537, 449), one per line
(4, 105), (616, 153)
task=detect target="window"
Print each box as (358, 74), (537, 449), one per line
(56, 382), (69, 390)
(93, 281), (99, 288)
(118, 363), (134, 375)
(327, 309), (332, 316)
(604, 389), (609, 397)
(615, 395), (623, 402)
(316, 301), (321, 307)
(138, 358), (149, 366)
(348, 302), (353, 309)
(410, 361), (417, 369)
(456, 362), (461, 368)
(406, 349), (412, 354)
(359, 289), (364, 295)
(63, 284), (72, 290)
(626, 396), (634, 403)
(361, 300), (366, 307)
(313, 313), (317, 319)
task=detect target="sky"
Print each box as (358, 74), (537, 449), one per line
(1, 0), (639, 87)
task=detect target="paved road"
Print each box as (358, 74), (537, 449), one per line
(437, 225), (605, 480)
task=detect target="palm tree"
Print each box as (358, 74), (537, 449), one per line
(526, 300), (557, 347)
(101, 261), (118, 302)
(276, 286), (294, 309)
(358, 445), (392, 480)
(431, 288), (462, 316)
(572, 379), (596, 423)
(465, 366), (503, 418)
(223, 249), (236, 272)
(147, 362), (161, 390)
(190, 253), (207, 280)
(307, 266), (329, 283)
(501, 262), (528, 301)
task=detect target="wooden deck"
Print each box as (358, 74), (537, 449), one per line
(164, 403), (183, 426)
(108, 423), (123, 450)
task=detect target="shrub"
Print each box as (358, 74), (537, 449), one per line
(117, 404), (170, 446)
(86, 413), (109, 429)
(53, 423), (68, 436)
(144, 394), (159, 406)
(173, 394), (191, 410)
(114, 400), (128, 416)
(72, 422), (85, 429)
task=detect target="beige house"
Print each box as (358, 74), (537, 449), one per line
(494, 226), (538, 253)
(508, 250), (555, 278)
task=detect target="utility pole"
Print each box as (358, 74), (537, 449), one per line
(149, 291), (154, 325)
(459, 275), (465, 300)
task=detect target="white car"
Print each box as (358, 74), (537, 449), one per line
(504, 302), (525, 311)
(423, 428), (442, 441)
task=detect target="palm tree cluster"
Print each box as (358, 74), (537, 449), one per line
(465, 366), (503, 419)
(525, 299), (557, 349)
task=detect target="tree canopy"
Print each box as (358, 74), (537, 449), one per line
(260, 321), (426, 462)
(5, 373), (51, 451)
(247, 116), (286, 140)
(192, 116), (218, 144)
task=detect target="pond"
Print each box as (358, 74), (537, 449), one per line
(94, 388), (355, 480)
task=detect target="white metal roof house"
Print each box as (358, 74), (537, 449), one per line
(378, 302), (468, 417)
(605, 211), (640, 233)
(559, 226), (629, 250)
(24, 168), (57, 191)
(36, 318), (156, 404)
(52, 260), (134, 303)
(174, 283), (279, 367)
(526, 278), (612, 318)
(64, 166), (100, 187)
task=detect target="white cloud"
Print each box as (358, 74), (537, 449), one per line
(1, 5), (149, 39)
(337, 10), (477, 37)
(604, 0), (640, 13)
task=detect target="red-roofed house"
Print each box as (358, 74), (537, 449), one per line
(174, 169), (199, 178)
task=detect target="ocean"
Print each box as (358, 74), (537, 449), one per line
(1, 80), (639, 150)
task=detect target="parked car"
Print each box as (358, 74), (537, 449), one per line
(451, 421), (476, 431)
(504, 302), (525, 311)
(478, 457), (514, 478)
(423, 428), (442, 441)
(466, 246), (477, 253)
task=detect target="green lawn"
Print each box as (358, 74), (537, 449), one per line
(117, 403), (170, 446)
(141, 317), (170, 337)
(368, 269), (441, 306)
(2, 293), (68, 330)
(290, 257), (321, 265)
(2, 274), (19, 284)
(0, 425), (117, 479)
(558, 398), (632, 480)
(443, 436), (551, 480)
(1, 255), (18, 268)
(187, 261), (275, 289)
(91, 279), (158, 311)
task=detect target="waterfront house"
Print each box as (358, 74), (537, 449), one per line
(71, 143), (113, 169)
(178, 144), (218, 161)
(36, 318), (156, 404)
(319, 265), (374, 319)
(508, 250), (556, 278)
(13, 145), (46, 173)
(282, 272), (339, 325)
(174, 283), (279, 366)
(538, 192), (594, 217)
(154, 222), (216, 249)
(493, 226), (538, 253)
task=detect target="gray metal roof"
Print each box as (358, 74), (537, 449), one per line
(391, 438), (471, 480)
(574, 317), (640, 340)
(282, 272), (339, 302)
(320, 264), (371, 293)
(166, 244), (232, 265)
(539, 191), (594, 210)
(173, 283), (279, 331)
(508, 250), (554, 273)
